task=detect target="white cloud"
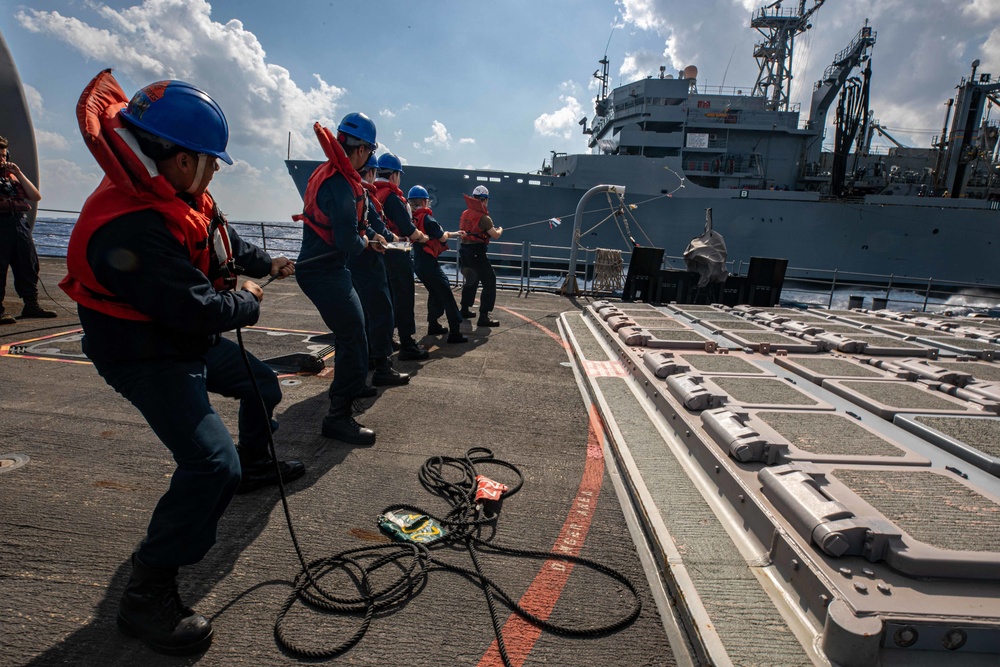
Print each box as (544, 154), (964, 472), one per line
(534, 95), (583, 139)
(380, 109), (395, 118)
(423, 120), (451, 150)
(22, 85), (44, 118)
(38, 158), (103, 210)
(16, 0), (344, 162)
(36, 130), (70, 151)
(459, 137), (475, 145)
(617, 0), (666, 31)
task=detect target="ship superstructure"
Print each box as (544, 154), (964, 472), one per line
(287, 1), (1000, 285)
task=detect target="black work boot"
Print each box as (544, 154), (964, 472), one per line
(477, 314), (500, 327)
(372, 357), (410, 386)
(235, 446), (305, 494)
(398, 339), (429, 361)
(354, 384), (378, 399)
(460, 308), (476, 319)
(322, 405), (376, 445)
(19, 297), (56, 319)
(117, 554), (213, 655)
(427, 321), (448, 336)
(0, 309), (15, 325)
(447, 329), (469, 344)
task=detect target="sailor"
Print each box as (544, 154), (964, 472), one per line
(458, 184), (502, 327)
(408, 185), (467, 343)
(351, 152), (409, 386)
(373, 152), (430, 360)
(0, 135), (56, 323)
(293, 113), (379, 444)
(60, 71), (302, 655)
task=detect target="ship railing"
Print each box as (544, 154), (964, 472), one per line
(32, 212), (1000, 313)
(747, 263), (1000, 313)
(437, 241), (631, 296)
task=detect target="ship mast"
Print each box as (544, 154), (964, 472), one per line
(751, 0), (825, 111)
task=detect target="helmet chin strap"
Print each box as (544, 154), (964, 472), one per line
(186, 153), (208, 195)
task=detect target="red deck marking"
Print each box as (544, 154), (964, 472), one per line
(582, 359), (628, 377)
(495, 306), (569, 349)
(476, 404), (606, 667)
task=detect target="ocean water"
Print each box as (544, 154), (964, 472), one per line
(31, 217), (1000, 316)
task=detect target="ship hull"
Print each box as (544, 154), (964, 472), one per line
(287, 160), (1000, 286)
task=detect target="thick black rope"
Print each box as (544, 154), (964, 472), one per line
(235, 330), (641, 664)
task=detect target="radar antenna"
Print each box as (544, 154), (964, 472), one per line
(751, 0), (826, 111)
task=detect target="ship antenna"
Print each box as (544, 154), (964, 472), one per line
(720, 43), (738, 90)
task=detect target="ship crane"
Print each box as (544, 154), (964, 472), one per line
(870, 121), (907, 149)
(750, 0), (825, 112)
(803, 22), (877, 168)
(938, 60), (1000, 197)
(860, 119), (907, 157)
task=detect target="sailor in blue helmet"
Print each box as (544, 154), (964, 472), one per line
(61, 72), (301, 655)
(351, 151), (409, 386)
(372, 152), (430, 360)
(293, 112), (381, 444)
(408, 185), (467, 343)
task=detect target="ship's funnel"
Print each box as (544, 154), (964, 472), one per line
(683, 65), (698, 81)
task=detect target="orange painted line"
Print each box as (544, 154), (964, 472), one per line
(476, 404), (606, 667)
(495, 306), (569, 349)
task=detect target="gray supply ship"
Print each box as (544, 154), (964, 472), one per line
(288, 1), (1000, 286)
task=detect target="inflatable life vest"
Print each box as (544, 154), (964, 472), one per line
(412, 207), (449, 258)
(373, 179), (410, 237)
(60, 69), (237, 322)
(292, 123), (368, 246)
(0, 172), (31, 215)
(459, 194), (491, 244)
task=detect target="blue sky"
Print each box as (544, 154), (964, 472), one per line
(2, 0), (999, 221)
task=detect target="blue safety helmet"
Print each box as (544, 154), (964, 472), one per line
(364, 153), (378, 171)
(377, 152), (404, 174)
(408, 185), (429, 200)
(120, 80), (233, 164)
(338, 112), (377, 146)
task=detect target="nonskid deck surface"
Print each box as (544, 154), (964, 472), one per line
(0, 259), (675, 667)
(568, 299), (1000, 666)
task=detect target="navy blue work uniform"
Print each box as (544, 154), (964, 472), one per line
(296, 174), (369, 413)
(0, 177), (41, 306)
(379, 187), (419, 344)
(412, 211), (462, 332)
(79, 206), (279, 568)
(347, 198), (394, 360)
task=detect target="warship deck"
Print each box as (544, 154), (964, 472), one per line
(3, 258), (1000, 666)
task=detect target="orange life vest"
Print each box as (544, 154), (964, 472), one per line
(292, 123), (368, 246)
(60, 69), (235, 322)
(412, 207), (449, 258)
(459, 194), (491, 244)
(373, 179), (409, 237)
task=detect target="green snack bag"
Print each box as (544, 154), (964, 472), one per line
(378, 510), (447, 544)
